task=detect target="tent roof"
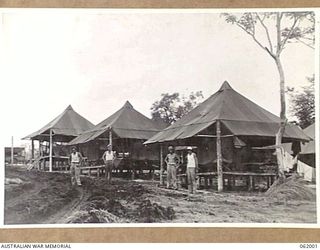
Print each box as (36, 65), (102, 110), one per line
(145, 81), (310, 144)
(68, 101), (166, 145)
(23, 105), (94, 141)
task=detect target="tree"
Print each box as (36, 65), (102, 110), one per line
(288, 76), (315, 129)
(222, 12), (315, 180)
(151, 91), (204, 125)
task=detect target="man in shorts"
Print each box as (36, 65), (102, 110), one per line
(69, 146), (83, 186)
(102, 144), (116, 184)
(164, 146), (180, 189)
(186, 146), (199, 194)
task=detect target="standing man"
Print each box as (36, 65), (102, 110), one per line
(102, 144), (115, 184)
(164, 146), (180, 190)
(186, 147), (199, 194)
(69, 146), (83, 186)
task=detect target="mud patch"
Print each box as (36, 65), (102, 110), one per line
(66, 209), (124, 223)
(136, 199), (175, 223)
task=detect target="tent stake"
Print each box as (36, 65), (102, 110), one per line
(216, 121), (223, 191)
(49, 129), (53, 172)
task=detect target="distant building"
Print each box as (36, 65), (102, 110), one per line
(4, 147), (26, 164)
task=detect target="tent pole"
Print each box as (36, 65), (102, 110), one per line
(216, 120), (223, 191)
(49, 129), (53, 172)
(11, 136), (14, 166)
(109, 129), (115, 178)
(160, 144), (164, 186)
(109, 129), (113, 151)
(31, 139), (34, 160)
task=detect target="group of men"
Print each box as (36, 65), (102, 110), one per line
(69, 145), (115, 186)
(165, 145), (199, 193)
(69, 145), (199, 194)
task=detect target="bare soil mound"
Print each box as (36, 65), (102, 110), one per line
(5, 167), (80, 224)
(63, 178), (176, 223)
(265, 174), (316, 201)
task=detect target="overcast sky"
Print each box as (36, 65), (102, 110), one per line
(0, 10), (315, 147)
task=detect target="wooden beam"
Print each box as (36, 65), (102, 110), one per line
(49, 129), (53, 172)
(97, 138), (110, 141)
(216, 120), (223, 192)
(160, 144), (164, 186)
(196, 134), (234, 138)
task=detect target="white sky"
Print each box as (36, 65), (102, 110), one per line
(0, 10), (315, 147)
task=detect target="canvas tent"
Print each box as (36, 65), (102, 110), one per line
(283, 123), (315, 167)
(145, 81), (310, 190)
(297, 123), (316, 182)
(68, 101), (166, 172)
(301, 123), (315, 155)
(23, 105), (94, 171)
(146, 81), (309, 144)
(23, 105), (94, 142)
(282, 123), (315, 182)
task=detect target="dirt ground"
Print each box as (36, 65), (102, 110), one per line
(4, 166), (317, 224)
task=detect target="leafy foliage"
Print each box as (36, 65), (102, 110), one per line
(151, 91), (204, 125)
(221, 12), (315, 56)
(288, 76), (315, 129)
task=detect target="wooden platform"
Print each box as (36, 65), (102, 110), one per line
(177, 171), (292, 191)
(32, 155), (69, 171)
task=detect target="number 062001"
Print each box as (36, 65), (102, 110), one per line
(300, 244), (318, 248)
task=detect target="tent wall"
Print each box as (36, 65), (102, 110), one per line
(299, 154), (316, 168)
(131, 141), (159, 161)
(79, 141), (103, 163)
(78, 137), (160, 165)
(160, 136), (276, 173)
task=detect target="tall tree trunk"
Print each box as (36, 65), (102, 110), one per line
(274, 13), (287, 182)
(274, 55), (286, 181)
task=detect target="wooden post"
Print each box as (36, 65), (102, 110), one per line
(31, 139), (34, 160)
(109, 129), (113, 150)
(216, 120), (223, 191)
(204, 177), (208, 189)
(159, 145), (164, 186)
(11, 136), (14, 166)
(49, 129), (53, 172)
(39, 141), (42, 157)
(249, 176), (253, 191)
(38, 141), (42, 170)
(232, 176), (236, 189)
